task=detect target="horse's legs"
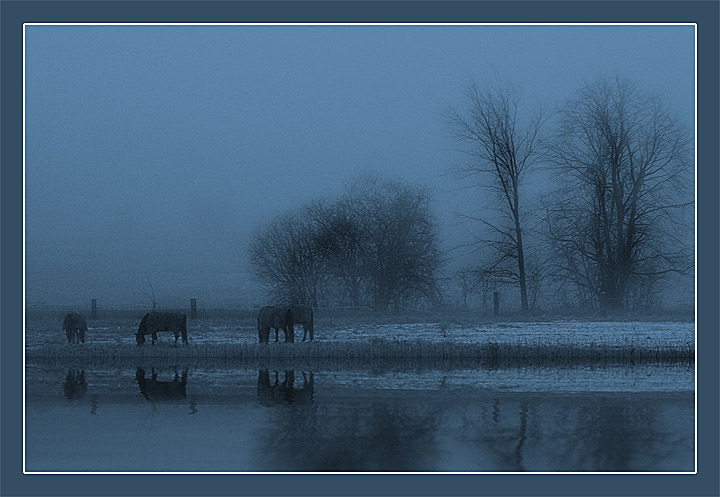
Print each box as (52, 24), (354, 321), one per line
(274, 328), (279, 342)
(152, 332), (157, 345)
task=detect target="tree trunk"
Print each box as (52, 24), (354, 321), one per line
(516, 225), (529, 312)
(513, 186), (529, 313)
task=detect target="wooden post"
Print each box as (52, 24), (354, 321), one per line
(190, 298), (197, 319)
(493, 291), (499, 316)
(91, 299), (97, 319)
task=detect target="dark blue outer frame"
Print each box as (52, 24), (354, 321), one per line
(2, 1), (718, 496)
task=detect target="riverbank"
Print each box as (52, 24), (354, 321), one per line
(26, 337), (694, 366)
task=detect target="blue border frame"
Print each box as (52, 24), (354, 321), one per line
(3, 1), (718, 496)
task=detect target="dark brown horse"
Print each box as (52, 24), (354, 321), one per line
(136, 312), (188, 345)
(257, 305), (295, 343)
(291, 304), (314, 341)
(63, 311), (87, 344)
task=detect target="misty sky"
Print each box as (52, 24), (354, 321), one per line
(24, 24), (694, 307)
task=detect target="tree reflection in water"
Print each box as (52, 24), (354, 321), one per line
(26, 365), (692, 472)
(256, 370), (442, 471)
(459, 395), (692, 472)
(546, 399), (690, 471)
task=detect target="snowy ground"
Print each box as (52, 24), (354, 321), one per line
(25, 317), (694, 350)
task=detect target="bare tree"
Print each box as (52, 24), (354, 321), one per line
(344, 177), (443, 311)
(306, 200), (366, 307)
(250, 177), (443, 311)
(545, 78), (692, 312)
(249, 213), (325, 306)
(453, 266), (504, 311)
(448, 81), (545, 312)
(142, 277), (157, 310)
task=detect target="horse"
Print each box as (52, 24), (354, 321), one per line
(135, 368), (187, 401)
(257, 305), (294, 343)
(290, 304), (314, 341)
(136, 311), (188, 345)
(63, 311), (87, 344)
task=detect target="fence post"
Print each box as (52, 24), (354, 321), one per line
(190, 298), (197, 319)
(91, 299), (97, 319)
(493, 292), (499, 317)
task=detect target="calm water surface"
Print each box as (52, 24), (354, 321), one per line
(25, 363), (694, 472)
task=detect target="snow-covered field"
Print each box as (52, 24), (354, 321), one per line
(25, 317), (695, 350)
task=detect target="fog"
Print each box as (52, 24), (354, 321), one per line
(24, 24), (694, 308)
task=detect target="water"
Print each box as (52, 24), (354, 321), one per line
(25, 362), (694, 472)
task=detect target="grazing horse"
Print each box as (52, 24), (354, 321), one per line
(135, 368), (187, 401)
(291, 304), (314, 341)
(63, 311), (87, 344)
(257, 306), (294, 343)
(136, 311), (188, 345)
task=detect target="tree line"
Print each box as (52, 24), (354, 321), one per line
(251, 77), (692, 313)
(250, 177), (443, 310)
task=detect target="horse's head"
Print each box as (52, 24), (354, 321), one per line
(135, 332), (145, 345)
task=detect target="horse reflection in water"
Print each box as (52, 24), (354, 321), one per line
(63, 370), (88, 400)
(257, 370), (314, 406)
(135, 368), (188, 402)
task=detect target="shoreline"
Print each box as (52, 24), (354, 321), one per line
(26, 338), (695, 367)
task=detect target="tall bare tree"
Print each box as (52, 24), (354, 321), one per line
(449, 81), (545, 312)
(546, 78), (691, 311)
